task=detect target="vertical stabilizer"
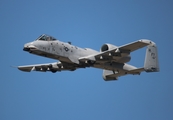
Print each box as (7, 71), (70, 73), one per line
(144, 42), (159, 72)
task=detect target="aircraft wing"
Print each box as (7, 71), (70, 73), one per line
(118, 39), (152, 52)
(18, 62), (77, 72)
(79, 39), (152, 62)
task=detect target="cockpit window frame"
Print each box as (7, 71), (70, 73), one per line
(36, 34), (57, 41)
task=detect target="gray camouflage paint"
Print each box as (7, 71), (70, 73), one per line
(19, 34), (159, 81)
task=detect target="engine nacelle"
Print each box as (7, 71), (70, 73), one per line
(100, 44), (118, 52)
(100, 43), (131, 63)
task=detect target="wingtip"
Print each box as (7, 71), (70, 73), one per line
(10, 65), (18, 68)
(139, 39), (156, 45)
(11, 66), (24, 71)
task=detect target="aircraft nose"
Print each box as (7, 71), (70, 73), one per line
(23, 47), (30, 51)
(23, 43), (37, 52)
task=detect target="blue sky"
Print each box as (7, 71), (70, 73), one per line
(1, 0), (173, 120)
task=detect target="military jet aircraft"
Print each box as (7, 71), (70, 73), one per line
(18, 34), (159, 81)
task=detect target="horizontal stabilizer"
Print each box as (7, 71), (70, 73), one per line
(102, 67), (146, 81)
(128, 68), (145, 74)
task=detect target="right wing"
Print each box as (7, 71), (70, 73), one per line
(118, 39), (152, 52)
(79, 39), (152, 62)
(18, 62), (77, 73)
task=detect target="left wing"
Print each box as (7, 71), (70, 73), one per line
(18, 62), (77, 73)
(79, 39), (152, 62)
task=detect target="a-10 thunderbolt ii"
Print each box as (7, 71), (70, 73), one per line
(18, 34), (159, 81)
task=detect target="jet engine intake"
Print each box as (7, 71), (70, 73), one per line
(100, 44), (118, 52)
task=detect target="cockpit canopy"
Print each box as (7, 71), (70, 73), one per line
(36, 34), (57, 41)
